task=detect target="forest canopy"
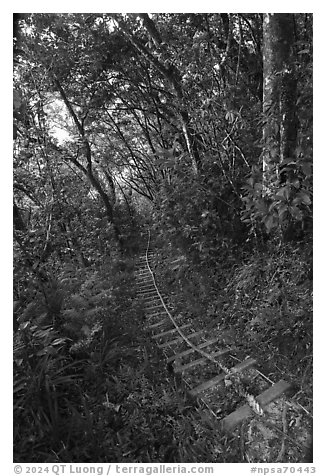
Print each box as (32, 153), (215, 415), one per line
(14, 13), (312, 255)
(13, 13), (313, 464)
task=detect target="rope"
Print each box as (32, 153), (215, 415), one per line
(144, 230), (264, 416)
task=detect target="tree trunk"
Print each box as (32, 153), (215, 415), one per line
(53, 77), (122, 246)
(262, 14), (298, 190)
(102, 168), (116, 204)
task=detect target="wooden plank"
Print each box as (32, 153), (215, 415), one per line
(141, 289), (158, 293)
(221, 379), (292, 432)
(189, 358), (256, 396)
(175, 347), (235, 373)
(147, 319), (170, 329)
(144, 302), (162, 308)
(145, 305), (165, 313)
(144, 299), (162, 304)
(147, 311), (167, 318)
(144, 301), (162, 308)
(145, 304), (163, 310)
(157, 330), (203, 348)
(153, 323), (191, 339)
(166, 337), (221, 363)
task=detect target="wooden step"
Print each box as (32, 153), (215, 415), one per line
(147, 318), (170, 329)
(166, 337), (221, 363)
(189, 358), (256, 396)
(158, 330), (203, 348)
(147, 311), (167, 318)
(144, 300), (162, 306)
(145, 305), (165, 312)
(145, 304), (164, 311)
(144, 299), (162, 306)
(153, 324), (191, 339)
(221, 379), (292, 432)
(175, 347), (235, 373)
(142, 296), (160, 302)
(143, 298), (163, 304)
(143, 295), (160, 301)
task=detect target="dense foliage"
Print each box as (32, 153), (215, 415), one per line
(13, 13), (312, 463)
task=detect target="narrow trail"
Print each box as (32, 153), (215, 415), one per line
(134, 231), (313, 463)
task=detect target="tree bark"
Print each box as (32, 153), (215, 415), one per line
(53, 77), (122, 245)
(262, 14), (298, 190)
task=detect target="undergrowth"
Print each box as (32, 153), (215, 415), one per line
(153, 236), (313, 415)
(14, 248), (230, 463)
(14, 227), (312, 463)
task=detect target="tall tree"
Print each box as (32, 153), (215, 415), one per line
(52, 77), (121, 243)
(262, 14), (298, 190)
